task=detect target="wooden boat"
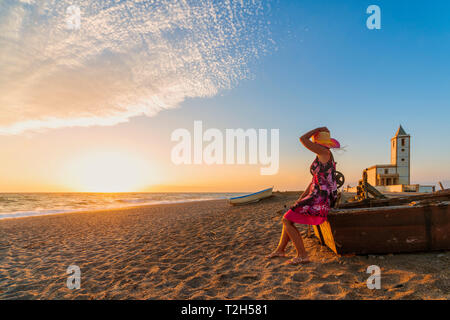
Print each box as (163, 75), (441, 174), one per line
(313, 189), (450, 255)
(229, 187), (273, 205)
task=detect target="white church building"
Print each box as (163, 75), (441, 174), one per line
(348, 126), (435, 193)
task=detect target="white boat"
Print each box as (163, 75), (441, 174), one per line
(229, 187), (273, 205)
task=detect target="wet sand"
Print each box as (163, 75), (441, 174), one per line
(0, 192), (448, 299)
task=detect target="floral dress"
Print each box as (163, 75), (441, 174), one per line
(283, 155), (338, 225)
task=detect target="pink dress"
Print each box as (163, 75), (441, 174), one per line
(284, 155), (338, 225)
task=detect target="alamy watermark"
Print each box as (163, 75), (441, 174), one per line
(66, 5), (81, 30)
(366, 5), (381, 30)
(171, 121), (279, 175)
(366, 265), (381, 289)
(66, 265), (81, 289)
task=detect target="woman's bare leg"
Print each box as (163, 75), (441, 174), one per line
(275, 224), (290, 252)
(282, 218), (308, 259)
(266, 223), (290, 258)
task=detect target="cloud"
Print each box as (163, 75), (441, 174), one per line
(0, 0), (273, 134)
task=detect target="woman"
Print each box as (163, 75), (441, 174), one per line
(267, 127), (340, 265)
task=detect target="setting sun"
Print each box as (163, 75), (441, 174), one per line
(65, 151), (154, 192)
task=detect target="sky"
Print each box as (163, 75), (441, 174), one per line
(0, 0), (449, 192)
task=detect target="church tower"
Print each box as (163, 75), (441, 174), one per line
(391, 125), (410, 185)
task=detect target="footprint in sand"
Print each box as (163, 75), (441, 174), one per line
(237, 295), (255, 300)
(203, 288), (218, 298)
(226, 284), (247, 298)
(185, 276), (208, 289)
(272, 293), (294, 299)
(191, 293), (207, 300)
(217, 271), (239, 283)
(292, 272), (312, 282)
(239, 274), (260, 284)
(172, 263), (188, 271)
(318, 283), (341, 295)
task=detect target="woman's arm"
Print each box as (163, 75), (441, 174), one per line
(299, 182), (312, 200)
(299, 127), (330, 163)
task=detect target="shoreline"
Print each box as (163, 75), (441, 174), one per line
(0, 190), (425, 221)
(0, 198), (227, 221)
(1, 192), (448, 299)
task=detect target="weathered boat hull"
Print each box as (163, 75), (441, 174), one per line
(229, 187), (273, 205)
(313, 202), (450, 255)
(339, 189), (450, 209)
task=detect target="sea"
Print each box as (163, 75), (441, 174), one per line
(0, 192), (245, 220)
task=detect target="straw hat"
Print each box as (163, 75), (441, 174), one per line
(311, 131), (340, 149)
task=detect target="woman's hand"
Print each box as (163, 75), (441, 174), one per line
(300, 126), (329, 142)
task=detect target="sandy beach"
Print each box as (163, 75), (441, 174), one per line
(0, 192), (448, 300)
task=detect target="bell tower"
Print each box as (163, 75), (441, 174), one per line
(391, 125), (410, 185)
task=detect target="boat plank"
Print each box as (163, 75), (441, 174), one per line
(318, 221), (338, 254)
(339, 189), (450, 209)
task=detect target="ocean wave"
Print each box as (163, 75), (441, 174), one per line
(0, 209), (81, 219)
(0, 193), (239, 220)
